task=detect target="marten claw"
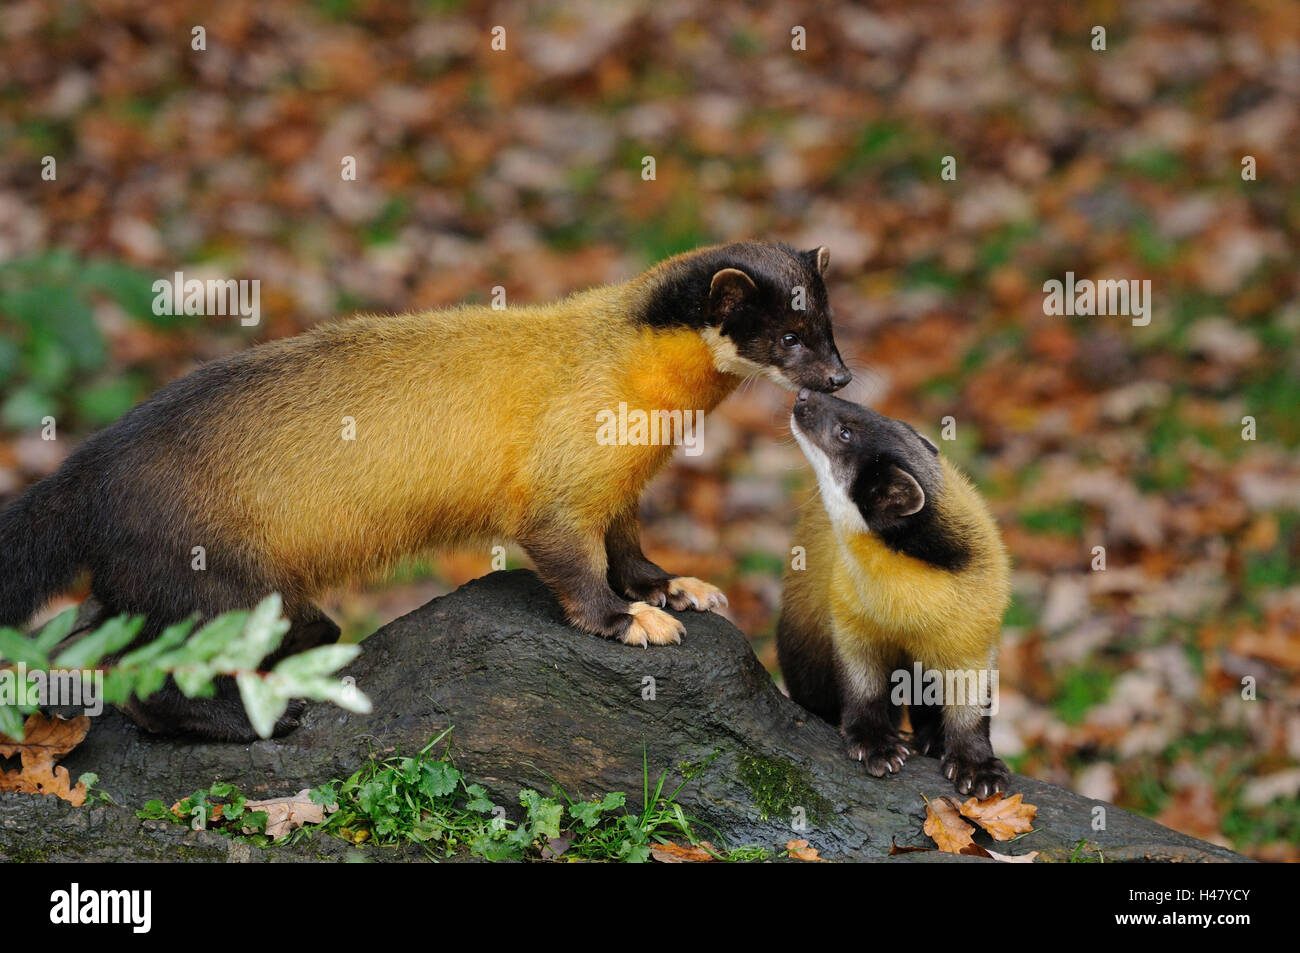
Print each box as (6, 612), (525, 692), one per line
(941, 754), (1010, 798)
(845, 737), (911, 778)
(665, 577), (728, 612)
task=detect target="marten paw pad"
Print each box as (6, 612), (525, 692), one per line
(942, 754), (1011, 799)
(665, 577), (728, 612)
(846, 738), (911, 777)
(621, 602), (685, 647)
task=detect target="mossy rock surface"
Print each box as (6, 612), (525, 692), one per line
(11, 571), (1246, 861)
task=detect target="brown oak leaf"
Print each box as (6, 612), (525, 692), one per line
(0, 713), (90, 806)
(786, 839), (824, 862)
(650, 841), (716, 863)
(957, 792), (1038, 841)
(923, 796), (977, 853)
(242, 788), (330, 840)
(986, 848), (1039, 863)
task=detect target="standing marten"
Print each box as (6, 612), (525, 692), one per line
(778, 391), (1012, 798)
(1, 241), (850, 740)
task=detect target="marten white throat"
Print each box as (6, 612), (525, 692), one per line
(0, 241), (849, 740)
(778, 391), (1012, 798)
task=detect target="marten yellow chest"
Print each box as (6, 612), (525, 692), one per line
(624, 327), (736, 412)
(585, 326), (736, 509)
(822, 517), (1003, 672)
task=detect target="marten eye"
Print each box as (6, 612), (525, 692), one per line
(837, 426), (852, 443)
(781, 333), (800, 348)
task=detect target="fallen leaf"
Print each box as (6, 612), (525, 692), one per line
(0, 713), (90, 806)
(242, 788), (328, 840)
(786, 839), (824, 862)
(923, 796), (976, 853)
(957, 792), (1038, 841)
(650, 841), (716, 863)
(986, 849), (1038, 863)
(889, 838), (933, 855)
(541, 836), (572, 860)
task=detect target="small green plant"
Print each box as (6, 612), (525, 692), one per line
(0, 594), (370, 740)
(1067, 838), (1105, 863)
(141, 733), (773, 862)
(140, 780), (271, 841)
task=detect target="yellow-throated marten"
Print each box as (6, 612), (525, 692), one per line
(778, 391), (1012, 797)
(1, 241), (850, 740)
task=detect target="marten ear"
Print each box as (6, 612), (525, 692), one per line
(709, 268), (757, 317)
(877, 465), (925, 518)
(802, 246), (830, 276)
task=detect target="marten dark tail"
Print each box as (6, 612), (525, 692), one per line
(0, 476), (85, 628)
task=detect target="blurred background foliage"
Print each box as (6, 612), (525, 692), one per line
(0, 0), (1297, 858)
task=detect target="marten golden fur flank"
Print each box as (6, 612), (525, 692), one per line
(0, 241), (850, 740)
(778, 391), (1012, 798)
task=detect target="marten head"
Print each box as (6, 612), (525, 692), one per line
(638, 241), (851, 393)
(790, 390), (971, 570)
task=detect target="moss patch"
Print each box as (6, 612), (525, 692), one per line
(737, 752), (832, 824)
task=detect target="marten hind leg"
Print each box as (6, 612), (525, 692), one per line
(116, 603), (339, 742)
(776, 612), (842, 725)
(120, 672), (305, 741)
(525, 527), (685, 647)
(907, 699), (946, 757)
(603, 504), (727, 613)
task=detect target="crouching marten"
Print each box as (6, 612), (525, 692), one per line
(0, 241), (850, 740)
(778, 391), (1012, 798)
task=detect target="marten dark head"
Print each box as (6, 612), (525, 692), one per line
(638, 241), (851, 393)
(791, 391), (970, 570)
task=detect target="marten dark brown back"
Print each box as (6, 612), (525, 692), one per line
(1, 241), (849, 740)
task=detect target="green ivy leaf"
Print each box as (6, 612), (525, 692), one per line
(117, 617), (196, 667)
(234, 672), (285, 739)
(519, 789), (564, 840)
(570, 791), (626, 830)
(0, 702), (27, 740)
(52, 615), (143, 669)
(214, 595), (288, 670)
(32, 608), (78, 654)
(183, 611), (250, 659)
(138, 799), (172, 820)
(464, 783), (495, 813)
(272, 644), (359, 680)
(418, 761), (460, 799)
(0, 628), (48, 667)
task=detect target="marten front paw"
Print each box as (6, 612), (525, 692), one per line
(620, 602), (686, 647)
(665, 577), (728, 612)
(846, 736), (911, 777)
(942, 754), (1011, 799)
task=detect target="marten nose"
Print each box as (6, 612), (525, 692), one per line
(797, 388), (811, 402)
(828, 369), (851, 389)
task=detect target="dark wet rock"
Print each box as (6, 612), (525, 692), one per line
(10, 571), (1245, 862)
